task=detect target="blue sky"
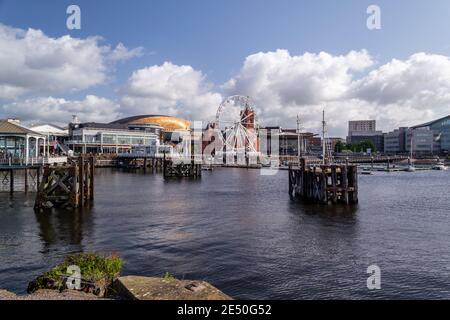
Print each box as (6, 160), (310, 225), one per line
(1, 0), (450, 135)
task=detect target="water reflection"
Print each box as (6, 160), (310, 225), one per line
(1, 168), (450, 299)
(291, 201), (359, 217)
(33, 207), (93, 250)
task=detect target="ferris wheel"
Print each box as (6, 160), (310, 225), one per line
(214, 95), (260, 154)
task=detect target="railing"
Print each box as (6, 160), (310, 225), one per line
(0, 156), (68, 167)
(117, 152), (163, 158)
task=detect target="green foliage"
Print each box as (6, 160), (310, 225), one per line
(355, 140), (376, 153)
(163, 272), (176, 281)
(334, 141), (345, 153)
(335, 140), (376, 153)
(28, 252), (123, 293)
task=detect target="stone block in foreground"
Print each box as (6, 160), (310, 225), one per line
(0, 290), (17, 300)
(114, 276), (232, 300)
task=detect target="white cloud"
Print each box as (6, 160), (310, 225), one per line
(108, 43), (144, 62)
(0, 24), (141, 99)
(2, 30), (449, 138)
(223, 49), (374, 135)
(350, 53), (450, 131)
(0, 95), (120, 126)
(224, 50), (450, 136)
(120, 62), (223, 121)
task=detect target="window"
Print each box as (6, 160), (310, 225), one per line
(131, 137), (145, 145)
(84, 135), (98, 143)
(103, 134), (116, 144)
(117, 136), (131, 145)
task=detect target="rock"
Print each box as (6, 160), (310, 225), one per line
(113, 276), (232, 300)
(0, 290), (17, 300)
(0, 289), (107, 300)
(21, 289), (106, 300)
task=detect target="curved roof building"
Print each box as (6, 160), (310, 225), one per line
(111, 115), (190, 132)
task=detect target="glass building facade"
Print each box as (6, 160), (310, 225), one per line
(412, 115), (450, 154)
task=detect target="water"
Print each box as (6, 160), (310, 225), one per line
(0, 168), (449, 299)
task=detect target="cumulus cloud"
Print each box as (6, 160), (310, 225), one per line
(0, 24), (141, 99)
(350, 53), (450, 131)
(120, 62), (223, 121)
(0, 95), (120, 126)
(224, 50), (450, 136)
(223, 49), (374, 135)
(108, 43), (144, 62)
(2, 30), (450, 137)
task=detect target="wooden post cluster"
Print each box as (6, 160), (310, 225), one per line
(34, 156), (95, 210)
(0, 167), (41, 193)
(163, 154), (202, 179)
(288, 158), (358, 205)
(120, 156), (164, 171)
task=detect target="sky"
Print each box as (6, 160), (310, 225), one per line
(0, 0), (450, 136)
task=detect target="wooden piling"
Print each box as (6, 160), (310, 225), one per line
(9, 170), (13, 194)
(79, 156), (85, 207)
(34, 156), (95, 210)
(331, 165), (337, 204)
(36, 167), (40, 189)
(89, 156), (95, 200)
(163, 155), (202, 179)
(289, 158), (358, 205)
(24, 168), (28, 193)
(341, 165), (349, 204)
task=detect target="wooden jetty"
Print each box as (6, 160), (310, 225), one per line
(289, 158), (358, 205)
(163, 154), (202, 179)
(34, 156), (95, 210)
(118, 155), (165, 173)
(0, 165), (42, 194)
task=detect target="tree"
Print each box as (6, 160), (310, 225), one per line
(335, 141), (345, 153)
(355, 140), (376, 153)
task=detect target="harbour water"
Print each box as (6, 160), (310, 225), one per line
(0, 168), (449, 299)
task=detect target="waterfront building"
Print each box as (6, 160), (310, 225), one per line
(348, 132), (384, 153)
(0, 119), (47, 165)
(67, 119), (162, 154)
(258, 126), (318, 156)
(111, 115), (191, 143)
(384, 127), (408, 154)
(385, 115), (450, 155)
(404, 127), (439, 155)
(347, 120), (384, 152)
(66, 115), (193, 155)
(348, 120), (376, 135)
(28, 124), (69, 155)
(411, 115), (450, 154)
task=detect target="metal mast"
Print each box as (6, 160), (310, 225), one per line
(297, 115), (302, 164)
(322, 110), (326, 165)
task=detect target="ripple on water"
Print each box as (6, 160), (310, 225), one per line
(1, 168), (450, 298)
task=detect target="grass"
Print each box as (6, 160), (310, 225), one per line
(162, 272), (176, 281)
(47, 252), (122, 281)
(28, 252), (123, 293)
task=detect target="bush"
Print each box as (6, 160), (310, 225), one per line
(28, 252), (123, 296)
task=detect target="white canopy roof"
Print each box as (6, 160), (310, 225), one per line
(29, 124), (68, 136)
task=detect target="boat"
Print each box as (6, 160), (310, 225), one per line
(432, 162), (448, 171)
(406, 165), (416, 172)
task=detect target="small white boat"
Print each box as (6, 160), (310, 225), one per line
(406, 165), (416, 172)
(432, 162), (448, 171)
